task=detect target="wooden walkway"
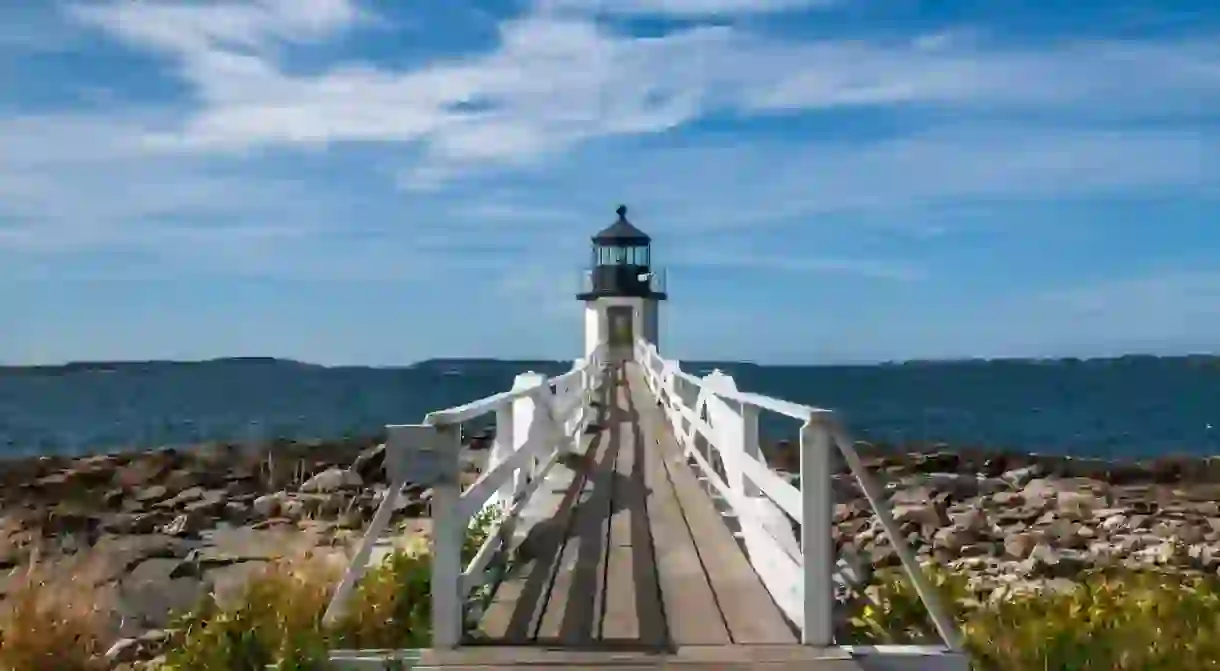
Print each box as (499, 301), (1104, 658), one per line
(422, 364), (862, 669)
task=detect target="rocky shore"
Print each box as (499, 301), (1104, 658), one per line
(817, 444), (1220, 600)
(0, 436), (489, 667)
(5, 435), (1220, 667)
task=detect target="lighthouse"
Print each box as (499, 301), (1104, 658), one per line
(577, 205), (667, 363)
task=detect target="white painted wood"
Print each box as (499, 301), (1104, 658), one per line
(326, 347), (606, 651)
(801, 420), (834, 646)
(583, 303), (603, 361)
(491, 405), (515, 510)
(583, 295), (660, 362)
(457, 433), (545, 522)
(458, 446), (563, 597)
(431, 437), (464, 648)
(633, 338), (962, 652)
(740, 404), (762, 498)
(331, 334), (963, 663)
(510, 373), (545, 500)
(740, 499), (804, 628)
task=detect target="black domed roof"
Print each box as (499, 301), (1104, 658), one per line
(592, 205), (650, 245)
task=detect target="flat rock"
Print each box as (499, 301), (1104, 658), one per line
(197, 527), (322, 563)
(89, 534), (188, 583)
(205, 560), (271, 608)
(300, 467), (362, 493)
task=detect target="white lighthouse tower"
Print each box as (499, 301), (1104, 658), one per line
(577, 205), (667, 363)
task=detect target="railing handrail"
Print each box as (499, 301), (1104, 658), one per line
(323, 345), (608, 648)
(666, 365), (834, 421)
(423, 363), (592, 426)
(633, 338), (961, 651)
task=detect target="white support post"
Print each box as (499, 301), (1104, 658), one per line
(741, 404), (762, 498)
(431, 424), (464, 649)
(704, 371), (747, 504)
(800, 419), (834, 646)
(662, 361), (682, 437)
(511, 373), (545, 493)
(492, 405), (515, 505)
(570, 358), (587, 444)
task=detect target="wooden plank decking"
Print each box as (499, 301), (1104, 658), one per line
(438, 363), (862, 669)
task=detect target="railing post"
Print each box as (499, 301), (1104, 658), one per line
(431, 423), (464, 649)
(800, 418), (834, 646)
(662, 360), (682, 435)
(492, 404), (516, 505)
(703, 371), (749, 505)
(741, 404), (762, 498)
(570, 358), (586, 441)
(511, 373), (545, 494)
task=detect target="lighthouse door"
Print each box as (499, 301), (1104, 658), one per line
(606, 306), (634, 362)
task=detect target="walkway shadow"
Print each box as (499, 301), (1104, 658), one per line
(483, 363), (668, 651)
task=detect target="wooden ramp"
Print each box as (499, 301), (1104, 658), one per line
(443, 363), (861, 669)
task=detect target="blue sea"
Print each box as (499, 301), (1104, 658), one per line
(1, 356), (1218, 460)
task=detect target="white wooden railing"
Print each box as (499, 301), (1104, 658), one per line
(634, 339), (961, 651)
(323, 345), (607, 648)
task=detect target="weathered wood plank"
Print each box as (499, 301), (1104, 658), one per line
(601, 379), (666, 646)
(380, 644), (861, 669)
(477, 384), (609, 642)
(631, 365), (799, 645)
(535, 374), (618, 644)
(632, 369), (732, 646)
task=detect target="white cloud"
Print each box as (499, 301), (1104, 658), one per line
(444, 124), (1218, 237)
(1, 0), (1214, 280)
(537, 0), (840, 17)
(68, 0), (363, 54)
(63, 0), (1220, 181)
(670, 250), (925, 281)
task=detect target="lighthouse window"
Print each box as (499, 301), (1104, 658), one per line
(594, 244), (650, 265)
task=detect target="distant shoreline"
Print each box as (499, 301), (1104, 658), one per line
(2, 352), (1217, 375)
(0, 357), (570, 376)
(4, 355), (1216, 462)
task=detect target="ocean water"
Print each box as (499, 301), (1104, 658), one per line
(1, 356), (1218, 460)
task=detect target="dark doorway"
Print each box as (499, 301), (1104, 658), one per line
(607, 306), (634, 361)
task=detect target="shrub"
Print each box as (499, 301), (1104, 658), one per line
(847, 566), (1220, 671)
(161, 504), (505, 671)
(0, 556), (112, 671)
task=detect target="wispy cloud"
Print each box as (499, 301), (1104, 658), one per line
(60, 0), (1220, 178)
(423, 124), (1217, 239)
(67, 0), (365, 54)
(5, 1), (1216, 258)
(671, 250), (925, 281)
(537, 0), (842, 17)
(3, 0), (1220, 364)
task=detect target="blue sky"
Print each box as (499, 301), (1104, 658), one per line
(1, 0), (1218, 365)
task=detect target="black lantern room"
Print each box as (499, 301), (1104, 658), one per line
(576, 205), (667, 301)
